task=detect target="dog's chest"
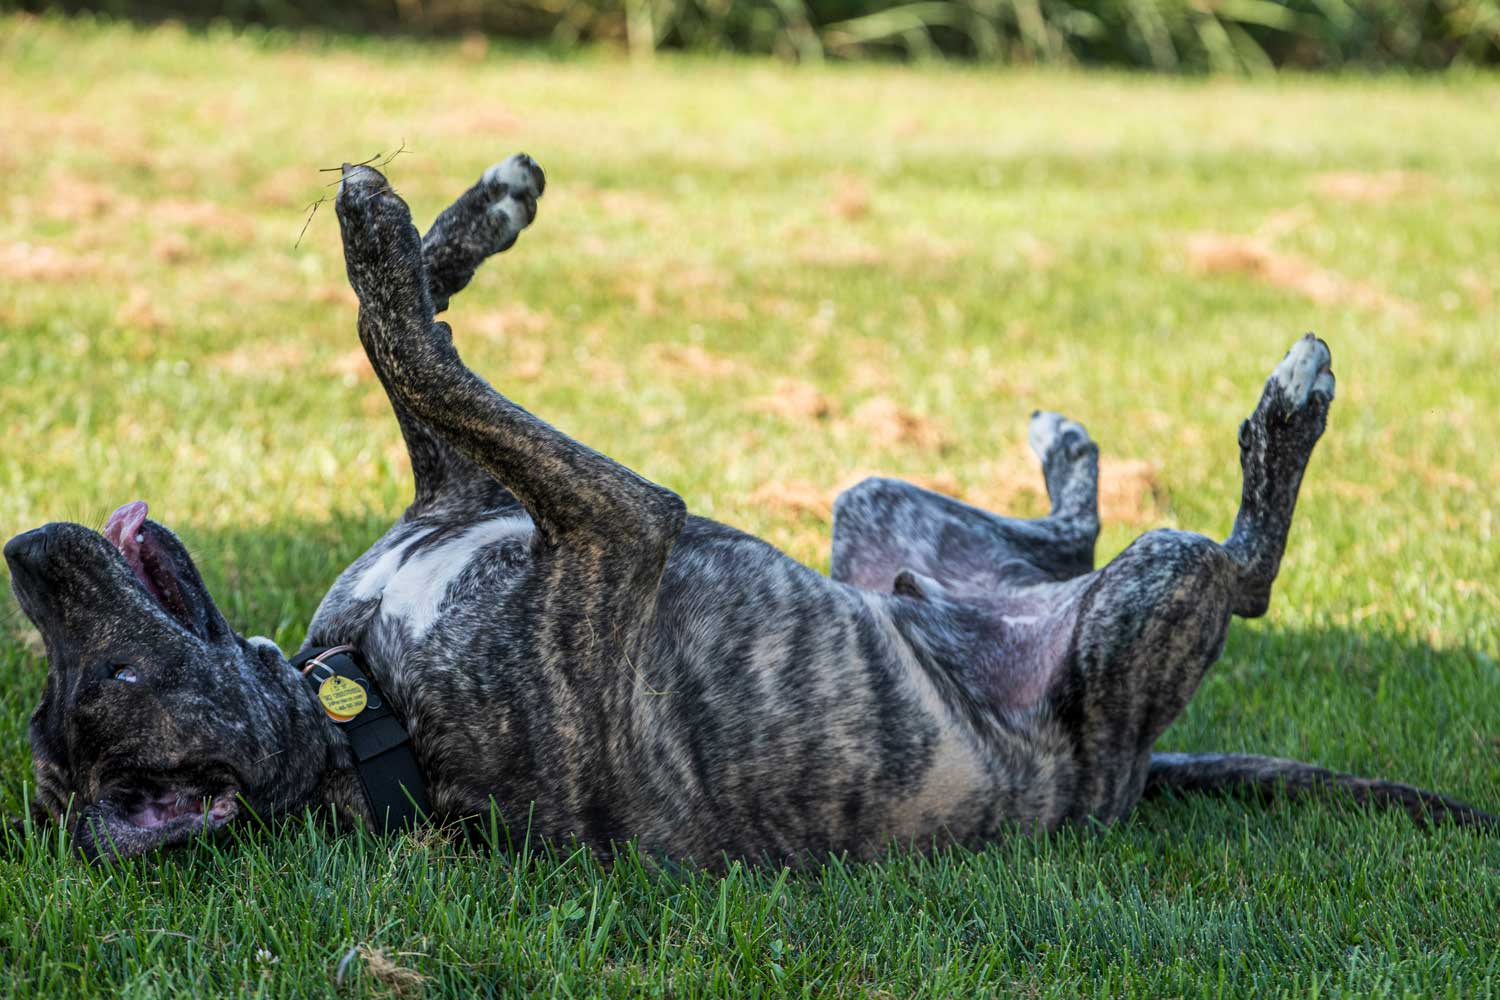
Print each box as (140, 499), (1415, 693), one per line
(309, 511), (536, 644)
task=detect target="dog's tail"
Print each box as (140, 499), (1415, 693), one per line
(1144, 752), (1499, 832)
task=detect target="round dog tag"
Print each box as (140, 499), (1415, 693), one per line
(319, 675), (367, 722)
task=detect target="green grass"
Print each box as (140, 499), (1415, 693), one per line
(2, 13), (1499, 997)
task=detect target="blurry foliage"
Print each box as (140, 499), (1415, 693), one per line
(14, 0), (1500, 69)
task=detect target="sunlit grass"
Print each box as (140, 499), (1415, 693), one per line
(1, 14), (1497, 996)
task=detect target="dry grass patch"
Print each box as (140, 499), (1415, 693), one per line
(748, 479), (836, 520)
(211, 342), (312, 376)
(747, 378), (837, 420)
(644, 342), (746, 379)
(41, 172), (123, 222)
(325, 348), (373, 381)
(846, 397), (950, 451)
(469, 304), (552, 340)
(828, 173), (872, 221)
(965, 450), (1167, 527)
(1311, 170), (1430, 203)
(1184, 231), (1417, 322)
(353, 946), (428, 997)
(1097, 458), (1167, 524)
(0, 241), (101, 282)
(425, 103), (526, 137)
(113, 286), (167, 332)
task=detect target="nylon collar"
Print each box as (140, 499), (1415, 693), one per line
(290, 644), (431, 835)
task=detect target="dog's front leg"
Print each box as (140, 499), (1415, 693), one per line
(361, 156), (547, 515)
(421, 156), (542, 314)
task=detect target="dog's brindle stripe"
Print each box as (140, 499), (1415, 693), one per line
(6, 157), (1495, 864)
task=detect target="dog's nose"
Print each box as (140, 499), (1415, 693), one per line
(4, 525), (52, 568)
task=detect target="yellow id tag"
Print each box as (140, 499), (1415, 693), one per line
(319, 675), (368, 723)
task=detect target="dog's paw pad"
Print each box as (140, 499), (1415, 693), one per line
(1268, 333), (1334, 410)
(480, 153), (544, 232)
(482, 153), (545, 199)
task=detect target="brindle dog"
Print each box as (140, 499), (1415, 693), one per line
(6, 157), (1495, 863)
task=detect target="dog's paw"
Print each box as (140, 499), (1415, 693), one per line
(1239, 333), (1334, 463)
(335, 163), (427, 309)
(1028, 410), (1093, 465)
(1266, 332), (1335, 415)
(469, 153), (544, 255)
(482, 153), (544, 221)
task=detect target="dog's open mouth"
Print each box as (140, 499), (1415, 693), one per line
(75, 768), (243, 861)
(103, 500), (193, 625)
(126, 787), (239, 829)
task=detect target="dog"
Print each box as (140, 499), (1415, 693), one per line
(6, 156), (1495, 864)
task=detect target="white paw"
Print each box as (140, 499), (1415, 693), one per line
(1270, 333), (1334, 406)
(482, 153), (544, 198)
(1028, 410), (1089, 461)
(479, 154), (544, 233)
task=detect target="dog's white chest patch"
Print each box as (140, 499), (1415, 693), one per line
(351, 515), (533, 637)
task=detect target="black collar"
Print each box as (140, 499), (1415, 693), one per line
(290, 644), (431, 835)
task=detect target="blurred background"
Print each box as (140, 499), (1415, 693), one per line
(13, 0), (1500, 70)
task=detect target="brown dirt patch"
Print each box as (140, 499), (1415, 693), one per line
(1097, 458), (1167, 524)
(828, 173), (871, 221)
(746, 460), (1164, 532)
(469, 304), (552, 340)
(114, 287), (166, 331)
(1311, 170), (1429, 203)
(0, 241), (101, 281)
(645, 342), (744, 379)
(153, 198), (256, 242)
(1184, 232), (1417, 321)
(748, 479), (834, 520)
(151, 232), (194, 264)
(253, 166), (317, 209)
(845, 397), (950, 451)
(792, 237), (885, 268)
(747, 378), (836, 421)
(210, 342), (310, 375)
(966, 450), (1168, 528)
(43, 174), (124, 222)
(311, 284), (359, 307)
(325, 348), (372, 381)
(426, 104), (525, 136)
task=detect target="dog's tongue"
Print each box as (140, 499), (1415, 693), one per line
(104, 500), (152, 589)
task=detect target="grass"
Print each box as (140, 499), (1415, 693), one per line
(1, 13), (1499, 997)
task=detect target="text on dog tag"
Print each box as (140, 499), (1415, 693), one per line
(319, 675), (367, 722)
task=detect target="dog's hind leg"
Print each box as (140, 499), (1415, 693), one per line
(1223, 334), (1335, 616)
(1053, 335), (1336, 819)
(335, 162), (685, 642)
(830, 410), (1098, 597)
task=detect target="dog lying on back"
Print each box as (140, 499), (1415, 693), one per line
(5, 156), (1495, 863)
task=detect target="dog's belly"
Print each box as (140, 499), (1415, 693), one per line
(613, 518), (1070, 859)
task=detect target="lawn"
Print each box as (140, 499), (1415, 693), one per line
(1, 13), (1498, 997)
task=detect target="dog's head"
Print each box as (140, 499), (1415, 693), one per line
(5, 501), (333, 861)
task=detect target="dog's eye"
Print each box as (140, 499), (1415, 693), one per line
(112, 667), (139, 684)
